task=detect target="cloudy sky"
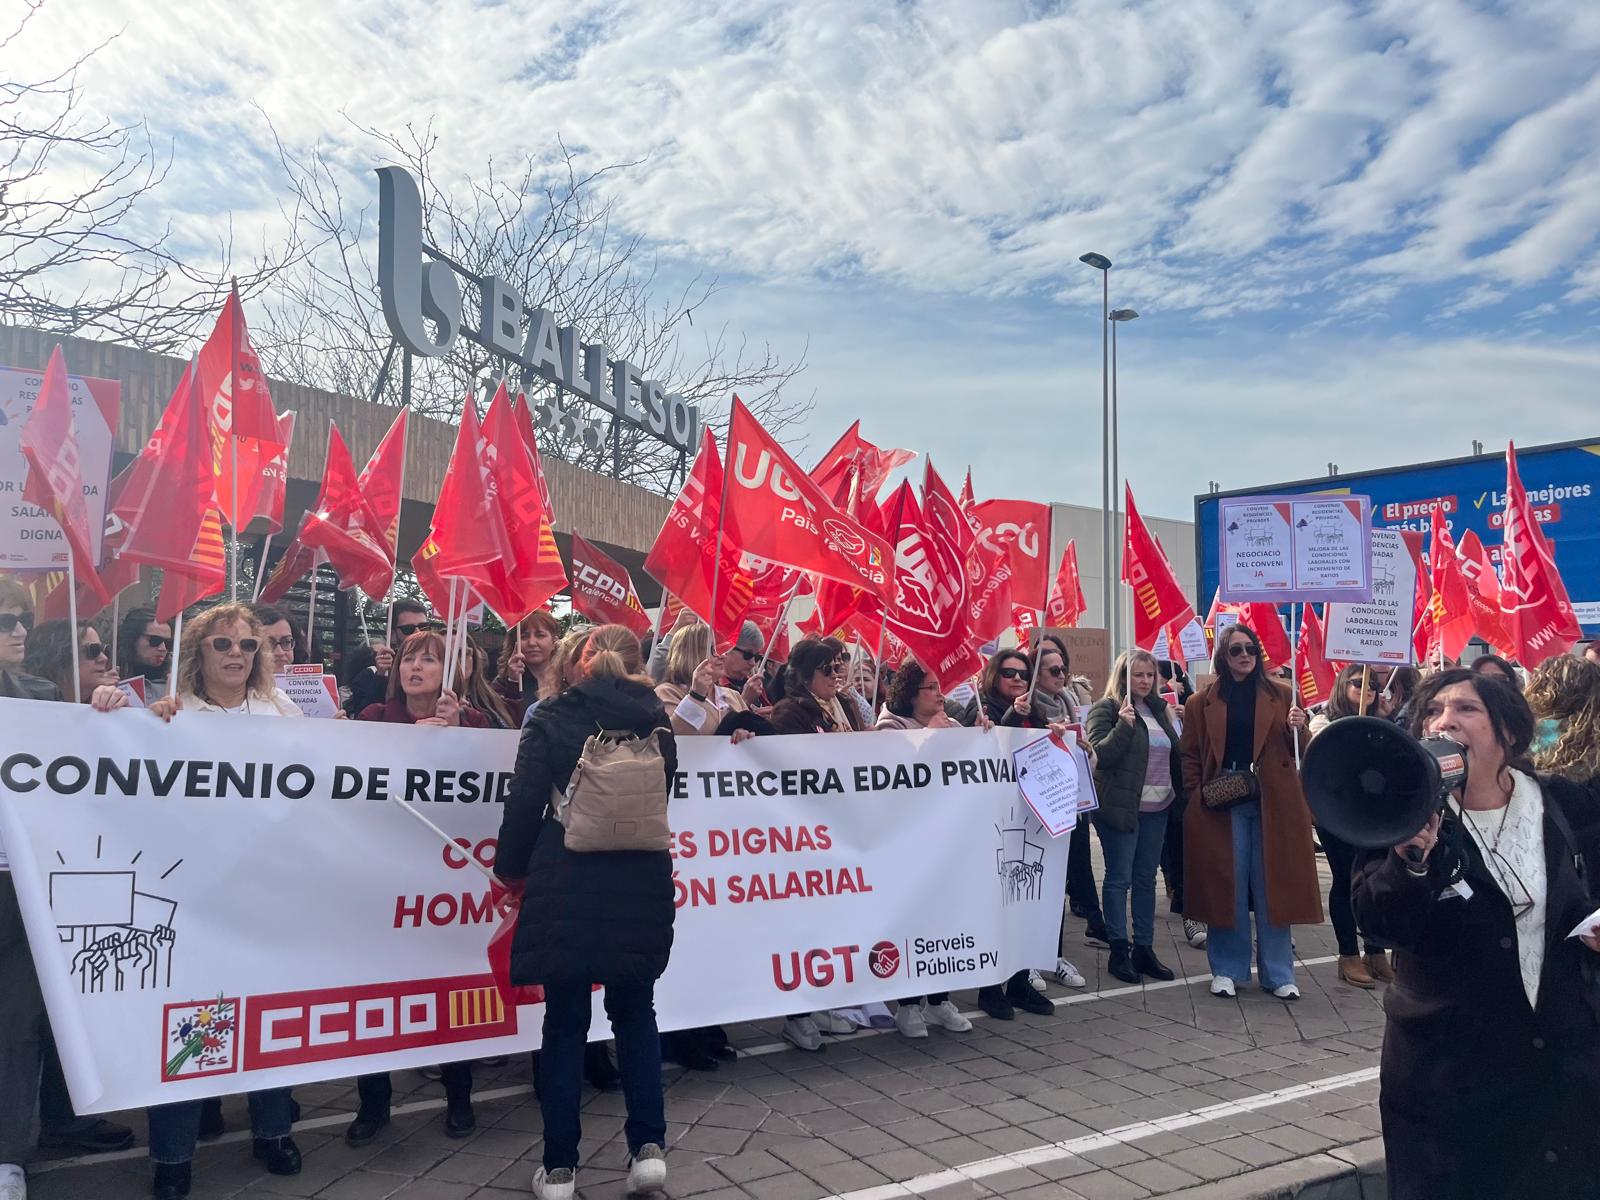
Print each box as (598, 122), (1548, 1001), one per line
(18, 0), (1600, 519)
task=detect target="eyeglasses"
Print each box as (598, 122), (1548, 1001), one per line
(207, 637), (260, 655)
(917, 682), (942, 693)
(141, 634), (172, 650)
(729, 646), (759, 661)
(1226, 644), (1258, 659)
(1043, 665), (1066, 678)
(396, 622), (431, 638)
(0, 613), (34, 635)
(822, 661), (850, 677)
(82, 643), (108, 661)
(997, 667), (1032, 681)
(266, 635), (296, 652)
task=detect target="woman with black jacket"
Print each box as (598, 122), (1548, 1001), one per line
(958, 648), (1031, 727)
(1085, 650), (1180, 985)
(496, 624), (675, 1200)
(1352, 668), (1600, 1199)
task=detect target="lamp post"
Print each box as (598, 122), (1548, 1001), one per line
(1079, 252), (1112, 636)
(1108, 307), (1139, 644)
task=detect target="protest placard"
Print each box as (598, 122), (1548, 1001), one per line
(1324, 528), (1419, 664)
(1013, 733), (1097, 837)
(1219, 494), (1372, 603)
(275, 664), (340, 717)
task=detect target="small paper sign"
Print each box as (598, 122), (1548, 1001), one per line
(116, 676), (147, 708)
(276, 664), (339, 718)
(1012, 733), (1098, 838)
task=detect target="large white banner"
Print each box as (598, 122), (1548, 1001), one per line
(0, 699), (1067, 1114)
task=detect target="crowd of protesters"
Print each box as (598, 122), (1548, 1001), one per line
(3, 570), (1600, 1199)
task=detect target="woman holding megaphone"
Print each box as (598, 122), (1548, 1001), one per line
(1352, 668), (1600, 1200)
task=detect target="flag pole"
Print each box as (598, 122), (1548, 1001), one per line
(756, 578), (803, 679)
(706, 437), (732, 652)
(1359, 664), (1371, 717)
(442, 578), (461, 693)
(306, 554), (319, 654)
(252, 533), (272, 602)
(168, 611), (183, 699)
(1290, 604), (1301, 768)
(66, 550), (81, 704)
(385, 794), (496, 886)
(870, 620), (887, 716)
(109, 592), (121, 673)
(229, 437), (241, 603)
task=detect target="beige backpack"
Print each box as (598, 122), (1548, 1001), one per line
(552, 727), (672, 852)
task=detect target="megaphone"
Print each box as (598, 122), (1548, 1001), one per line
(1301, 716), (1467, 850)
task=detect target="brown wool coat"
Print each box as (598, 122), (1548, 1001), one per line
(1179, 678), (1323, 929)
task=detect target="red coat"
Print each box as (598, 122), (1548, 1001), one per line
(1179, 678), (1322, 928)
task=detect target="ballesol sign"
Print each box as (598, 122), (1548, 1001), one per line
(376, 165), (701, 453)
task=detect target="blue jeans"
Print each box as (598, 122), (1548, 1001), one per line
(539, 981), (665, 1171)
(147, 1088), (293, 1164)
(1206, 802), (1296, 990)
(1097, 809), (1170, 945)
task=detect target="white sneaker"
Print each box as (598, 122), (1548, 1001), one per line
(1184, 919), (1208, 948)
(533, 1166), (575, 1200)
(895, 1003), (929, 1039)
(627, 1144), (667, 1195)
(1052, 958), (1087, 988)
(922, 1000), (972, 1032)
(1210, 976), (1236, 998)
(0, 1164), (25, 1200)
(811, 1009), (855, 1035)
(782, 1015), (824, 1051)
(1027, 969), (1047, 993)
(1271, 984), (1301, 1000)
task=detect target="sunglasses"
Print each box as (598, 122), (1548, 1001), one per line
(266, 635), (297, 652)
(822, 661), (850, 677)
(141, 634), (173, 650)
(207, 637), (260, 655)
(0, 612), (35, 635)
(729, 646), (759, 661)
(1226, 644), (1258, 659)
(1043, 665), (1066, 678)
(396, 623), (431, 638)
(998, 666), (1032, 681)
(82, 643), (108, 661)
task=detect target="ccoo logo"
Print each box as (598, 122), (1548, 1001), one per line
(867, 940), (901, 979)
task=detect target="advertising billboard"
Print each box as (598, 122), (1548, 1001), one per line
(1195, 439), (1600, 638)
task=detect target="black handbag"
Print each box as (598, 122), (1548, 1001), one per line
(1200, 765), (1259, 811)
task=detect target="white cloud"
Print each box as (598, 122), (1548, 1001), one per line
(12, 0), (1598, 317)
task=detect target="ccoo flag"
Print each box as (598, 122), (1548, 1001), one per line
(569, 533), (652, 636)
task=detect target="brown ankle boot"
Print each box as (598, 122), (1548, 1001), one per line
(1338, 955), (1375, 988)
(1364, 950), (1395, 982)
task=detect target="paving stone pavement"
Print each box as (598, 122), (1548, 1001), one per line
(25, 864), (1389, 1200)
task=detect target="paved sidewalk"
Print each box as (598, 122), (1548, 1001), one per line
(27, 871), (1389, 1200)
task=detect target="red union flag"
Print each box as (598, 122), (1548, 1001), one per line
(569, 533), (651, 636)
(1499, 442), (1581, 666)
(199, 286), (282, 447)
(357, 408), (408, 563)
(19, 346), (98, 577)
(882, 480), (982, 691)
(299, 422), (393, 599)
(1121, 485), (1196, 650)
(809, 421), (915, 510)
(1423, 505), (1476, 662)
(1295, 604), (1336, 707)
(1455, 529), (1513, 652)
(968, 498), (1051, 610)
(253, 412), (296, 533)
(1045, 541), (1087, 629)
(725, 397), (893, 599)
(475, 383), (567, 625)
(1242, 602), (1293, 669)
(644, 429), (752, 644)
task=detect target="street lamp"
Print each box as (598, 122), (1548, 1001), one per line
(1108, 308), (1139, 644)
(1079, 252), (1112, 637)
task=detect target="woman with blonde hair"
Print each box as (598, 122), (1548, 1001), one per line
(1085, 650), (1182, 985)
(150, 603), (300, 719)
(1525, 654), (1600, 782)
(142, 602), (303, 1197)
(497, 624), (676, 1200)
(655, 621), (737, 736)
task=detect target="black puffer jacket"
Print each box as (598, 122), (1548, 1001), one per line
(497, 676), (678, 987)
